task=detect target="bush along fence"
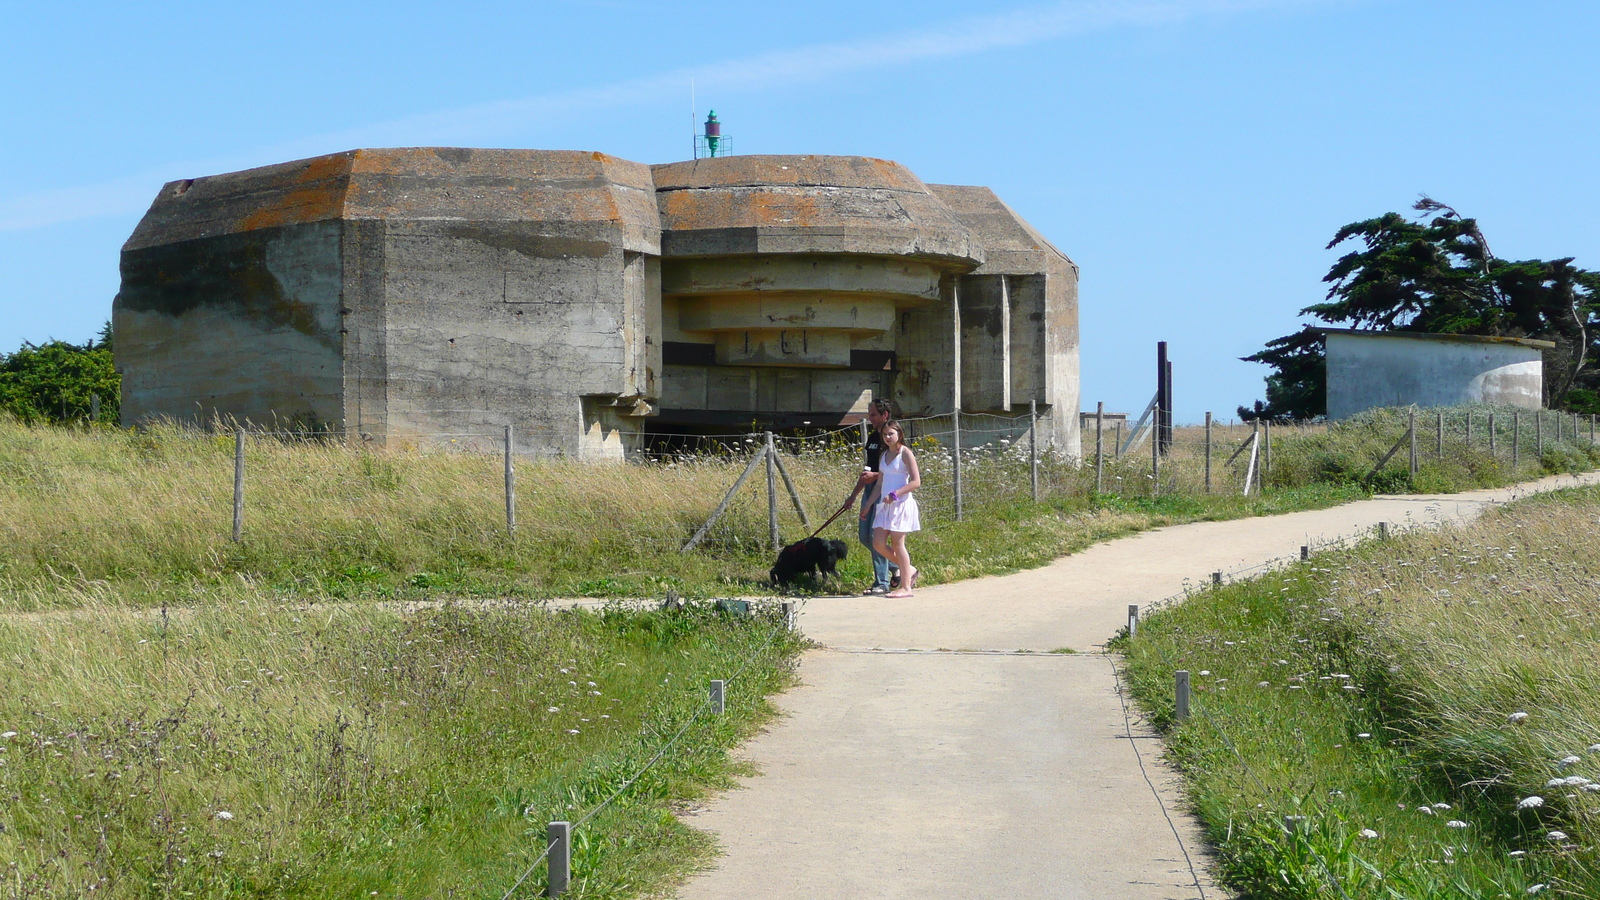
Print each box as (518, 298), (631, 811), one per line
(206, 404), (1600, 547)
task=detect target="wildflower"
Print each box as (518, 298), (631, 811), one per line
(1198, 670), (1210, 676)
(1589, 743), (1600, 753)
(0, 732), (14, 739)
(1446, 820), (1469, 828)
(1508, 712), (1530, 724)
(1517, 796), (1545, 810)
(1357, 733), (1371, 739)
(1527, 885), (1547, 895)
(1417, 806), (1434, 815)
(1258, 682), (1271, 688)
(214, 811), (234, 821)
(547, 707), (560, 713)
(1433, 803), (1451, 810)
(1509, 850), (1527, 858)
(1558, 755), (1582, 767)
(566, 729), (580, 735)
(1546, 831), (1568, 842)
(1359, 829), (1379, 839)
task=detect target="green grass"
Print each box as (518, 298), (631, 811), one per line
(0, 597), (800, 898)
(1117, 486), (1600, 899)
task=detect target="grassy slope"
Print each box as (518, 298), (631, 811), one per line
(1118, 487), (1600, 899)
(0, 599), (800, 898)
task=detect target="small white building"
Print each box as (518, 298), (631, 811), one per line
(1323, 328), (1551, 419)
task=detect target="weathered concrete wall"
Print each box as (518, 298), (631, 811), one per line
(1325, 330), (1547, 419)
(928, 185), (1080, 455)
(115, 220), (345, 428)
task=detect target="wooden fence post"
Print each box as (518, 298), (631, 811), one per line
(1513, 411), (1521, 470)
(1489, 412), (1496, 456)
(231, 428), (245, 542)
(953, 410), (964, 521)
(504, 424), (516, 536)
(1436, 411), (1444, 458)
(1029, 400), (1039, 501)
(1408, 409), (1417, 475)
(1204, 411), (1213, 493)
(1095, 402), (1105, 494)
(765, 432), (780, 551)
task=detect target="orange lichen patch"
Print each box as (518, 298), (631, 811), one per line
(235, 184), (348, 233)
(748, 191), (822, 227)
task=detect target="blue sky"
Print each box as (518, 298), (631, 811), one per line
(2, 0), (1596, 422)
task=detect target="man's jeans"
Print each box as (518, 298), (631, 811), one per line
(858, 495), (894, 588)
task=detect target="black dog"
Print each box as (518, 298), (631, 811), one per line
(769, 538), (848, 587)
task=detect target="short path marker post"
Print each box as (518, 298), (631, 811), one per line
(1489, 412), (1497, 456)
(1408, 409), (1418, 475)
(710, 680), (726, 715)
(1204, 411), (1213, 493)
(547, 821), (571, 897)
(1378, 521), (1389, 539)
(780, 601), (796, 631)
(1127, 604), (1138, 637)
(1211, 571), (1223, 587)
(232, 429), (246, 542)
(1300, 545), (1309, 561)
(1175, 671), (1191, 721)
(1436, 411), (1444, 458)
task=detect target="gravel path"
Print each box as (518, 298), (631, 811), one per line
(674, 473), (1600, 900)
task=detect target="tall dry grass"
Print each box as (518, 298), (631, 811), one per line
(1119, 485), (1600, 898)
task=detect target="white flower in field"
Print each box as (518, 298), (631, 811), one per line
(1417, 806), (1434, 815)
(0, 732), (14, 739)
(566, 729), (580, 735)
(1258, 682), (1271, 688)
(568, 681), (577, 687)
(559, 668), (570, 674)
(1359, 829), (1379, 839)
(1446, 820), (1469, 828)
(1199, 670), (1210, 676)
(1510, 851), (1527, 858)
(213, 811), (234, 821)
(1527, 884), (1546, 895)
(1583, 784), (1600, 793)
(1589, 743), (1600, 753)
(1546, 831), (1568, 842)
(1545, 778), (1566, 788)
(1517, 796), (1545, 810)
(1508, 712), (1530, 724)
(547, 707), (560, 713)
(588, 690), (602, 696)
(1357, 733), (1371, 739)
(1432, 803), (1451, 810)
(1558, 755), (1582, 767)
(587, 682), (597, 687)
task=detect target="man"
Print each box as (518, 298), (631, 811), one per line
(847, 398), (899, 595)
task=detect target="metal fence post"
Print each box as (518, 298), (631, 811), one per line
(710, 680), (726, 715)
(1436, 411), (1444, 458)
(1029, 400), (1039, 501)
(781, 601), (796, 631)
(547, 821), (571, 897)
(1175, 671), (1191, 720)
(231, 429), (246, 542)
(1489, 412), (1496, 456)
(1465, 411), (1472, 448)
(504, 424), (516, 536)
(1094, 402), (1105, 494)
(1211, 571), (1223, 586)
(953, 410), (964, 521)
(1204, 411), (1213, 493)
(765, 432), (779, 551)
(1127, 604), (1139, 637)
(1151, 407), (1160, 498)
(1536, 411), (1544, 460)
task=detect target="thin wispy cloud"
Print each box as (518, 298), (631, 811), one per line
(0, 0), (1322, 233)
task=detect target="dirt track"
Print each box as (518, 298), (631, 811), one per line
(674, 473), (1600, 900)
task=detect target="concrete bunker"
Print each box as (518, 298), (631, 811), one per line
(115, 150), (1079, 459)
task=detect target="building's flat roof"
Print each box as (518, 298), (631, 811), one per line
(1318, 327), (1555, 350)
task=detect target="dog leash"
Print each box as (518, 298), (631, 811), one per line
(804, 499), (856, 540)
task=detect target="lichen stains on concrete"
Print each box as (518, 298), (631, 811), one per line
(444, 225), (611, 260)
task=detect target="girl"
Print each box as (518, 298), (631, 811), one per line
(866, 421), (922, 598)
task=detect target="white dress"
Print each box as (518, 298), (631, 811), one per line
(872, 448), (922, 533)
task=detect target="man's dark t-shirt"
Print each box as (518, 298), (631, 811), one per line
(864, 428), (885, 472)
